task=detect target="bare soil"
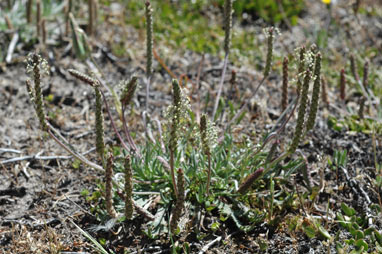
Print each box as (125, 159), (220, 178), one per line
(1, 1), (382, 253)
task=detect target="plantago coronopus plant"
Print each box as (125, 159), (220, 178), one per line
(165, 79), (192, 198)
(223, 0), (233, 56)
(282, 57), (289, 112)
(212, 0), (233, 119)
(350, 54), (359, 82)
(41, 19), (46, 45)
(94, 86), (105, 162)
(106, 153), (117, 218)
(199, 114), (217, 195)
(68, 69), (98, 87)
(170, 168), (185, 234)
(359, 61), (369, 119)
(26, 53), (49, 131)
(68, 69), (135, 154)
(263, 27), (274, 79)
(120, 77), (138, 108)
(200, 114), (212, 195)
(237, 168), (264, 194)
(340, 68), (346, 101)
(358, 96), (366, 119)
(27, 56), (104, 172)
(120, 77), (139, 153)
(296, 46), (306, 95)
(363, 61), (369, 89)
(145, 1), (153, 111)
(306, 53), (321, 132)
(289, 69), (311, 154)
(124, 155), (134, 220)
(252, 27), (278, 97)
(169, 79), (182, 197)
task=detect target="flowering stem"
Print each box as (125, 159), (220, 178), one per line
(96, 81), (132, 153)
(145, 1), (153, 112)
(121, 104), (140, 156)
(170, 149), (178, 198)
(170, 168), (185, 234)
(105, 153), (117, 218)
(206, 153), (212, 195)
(47, 129), (104, 172)
(212, 53), (229, 120)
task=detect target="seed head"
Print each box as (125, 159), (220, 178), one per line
(296, 46), (306, 95)
(223, 0), (233, 54)
(321, 77), (329, 105)
(145, 1), (153, 77)
(349, 54), (359, 82)
(306, 53), (321, 132)
(25, 53), (49, 130)
(200, 114), (210, 156)
(281, 57), (289, 111)
(120, 76), (138, 107)
(339, 69), (346, 101)
(362, 61), (369, 89)
(263, 27), (275, 78)
(68, 69), (98, 87)
(166, 79), (192, 152)
(358, 96), (366, 119)
(237, 168), (264, 194)
(289, 69), (311, 154)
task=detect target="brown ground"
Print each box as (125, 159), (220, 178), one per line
(1, 0), (382, 253)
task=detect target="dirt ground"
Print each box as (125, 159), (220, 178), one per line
(1, 0), (382, 253)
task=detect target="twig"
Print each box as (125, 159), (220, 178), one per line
(0, 148), (21, 154)
(198, 235), (222, 254)
(0, 149), (95, 165)
(133, 200), (155, 221)
(47, 129), (104, 172)
(21, 162), (31, 179)
(6, 32), (19, 63)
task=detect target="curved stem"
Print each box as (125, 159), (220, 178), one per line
(121, 105), (140, 156)
(47, 129), (104, 172)
(97, 85), (131, 153)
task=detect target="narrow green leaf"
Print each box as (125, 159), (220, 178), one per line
(341, 203), (356, 217)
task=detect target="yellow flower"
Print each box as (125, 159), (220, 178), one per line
(322, 0), (331, 4)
